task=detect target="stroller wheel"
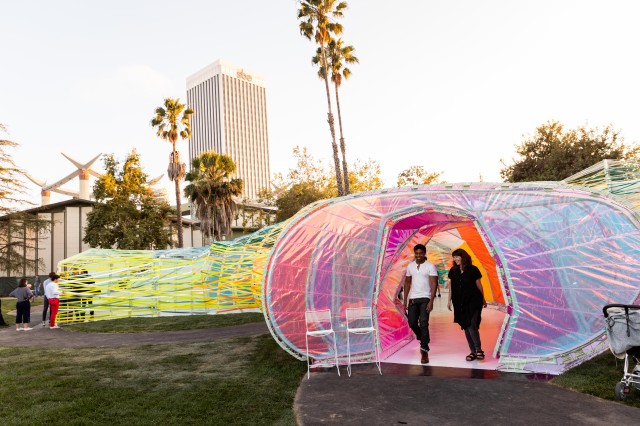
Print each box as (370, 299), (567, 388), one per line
(615, 382), (629, 400)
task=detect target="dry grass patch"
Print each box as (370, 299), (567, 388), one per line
(64, 312), (265, 333)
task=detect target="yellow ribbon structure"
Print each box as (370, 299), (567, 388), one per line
(55, 223), (284, 324)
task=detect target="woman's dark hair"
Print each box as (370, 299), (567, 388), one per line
(48, 271), (56, 278)
(51, 274), (61, 281)
(452, 248), (472, 270)
(18, 278), (28, 287)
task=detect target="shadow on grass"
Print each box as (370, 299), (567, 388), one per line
(0, 334), (305, 425)
(552, 352), (640, 408)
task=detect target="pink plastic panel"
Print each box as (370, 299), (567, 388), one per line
(263, 184), (640, 372)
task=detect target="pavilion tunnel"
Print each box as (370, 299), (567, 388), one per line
(262, 182), (640, 374)
(375, 210), (505, 361)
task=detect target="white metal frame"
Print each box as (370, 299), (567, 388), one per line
(305, 309), (340, 379)
(345, 307), (382, 377)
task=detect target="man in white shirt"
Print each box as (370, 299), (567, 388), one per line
(41, 272), (55, 326)
(403, 244), (438, 364)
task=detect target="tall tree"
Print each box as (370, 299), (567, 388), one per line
(313, 38), (359, 195)
(298, 0), (348, 196)
(0, 124), (49, 325)
(83, 151), (173, 250)
(184, 151), (244, 241)
(397, 166), (444, 187)
(0, 124), (48, 275)
(501, 120), (640, 182)
(275, 182), (326, 222)
(150, 98), (194, 247)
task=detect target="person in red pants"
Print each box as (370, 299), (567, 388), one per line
(44, 274), (62, 328)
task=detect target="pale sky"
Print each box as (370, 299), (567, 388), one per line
(1, 0), (639, 205)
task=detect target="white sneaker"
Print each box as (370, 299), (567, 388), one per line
(23, 327), (34, 331)
(42, 322), (46, 327)
(16, 328), (22, 331)
(50, 325), (60, 329)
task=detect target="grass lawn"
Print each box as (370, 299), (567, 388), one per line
(64, 312), (266, 333)
(0, 334), (305, 425)
(0, 296), (44, 326)
(552, 352), (640, 407)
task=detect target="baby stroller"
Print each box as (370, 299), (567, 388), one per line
(603, 304), (640, 400)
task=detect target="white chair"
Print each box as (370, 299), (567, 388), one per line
(305, 309), (340, 379)
(345, 307), (382, 377)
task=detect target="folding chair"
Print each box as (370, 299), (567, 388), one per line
(345, 307), (382, 377)
(305, 309), (340, 379)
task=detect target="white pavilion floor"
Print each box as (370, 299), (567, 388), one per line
(383, 290), (506, 370)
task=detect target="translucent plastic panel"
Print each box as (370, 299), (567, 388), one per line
(263, 184), (640, 373)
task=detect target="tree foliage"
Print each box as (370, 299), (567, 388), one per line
(0, 124), (49, 326)
(150, 98), (194, 248)
(501, 120), (640, 182)
(275, 182), (326, 222)
(271, 146), (383, 221)
(397, 166), (445, 187)
(0, 124), (49, 276)
(184, 151), (243, 241)
(83, 151), (172, 250)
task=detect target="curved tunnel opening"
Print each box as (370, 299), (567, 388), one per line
(375, 209), (508, 369)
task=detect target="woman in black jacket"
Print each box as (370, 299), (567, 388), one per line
(447, 248), (487, 361)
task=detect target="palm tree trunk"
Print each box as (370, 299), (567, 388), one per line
(174, 178), (183, 247)
(320, 43), (344, 196)
(334, 84), (349, 195)
(172, 143), (184, 248)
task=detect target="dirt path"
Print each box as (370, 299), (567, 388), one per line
(0, 321), (270, 348)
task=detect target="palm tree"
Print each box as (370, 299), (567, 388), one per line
(298, 0), (348, 196)
(184, 151), (244, 241)
(150, 98), (194, 248)
(312, 38), (358, 194)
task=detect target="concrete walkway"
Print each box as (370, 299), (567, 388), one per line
(295, 363), (640, 425)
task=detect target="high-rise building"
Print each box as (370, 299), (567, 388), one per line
(186, 59), (271, 200)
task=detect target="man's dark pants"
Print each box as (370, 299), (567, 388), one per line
(408, 297), (431, 352)
(42, 296), (49, 322)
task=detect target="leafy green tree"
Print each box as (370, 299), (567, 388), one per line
(348, 158), (383, 193)
(0, 124), (49, 326)
(151, 98), (194, 247)
(0, 125), (48, 275)
(270, 147), (331, 221)
(313, 38), (359, 194)
(184, 151), (243, 241)
(83, 151), (172, 250)
(397, 166), (445, 187)
(270, 146), (383, 221)
(298, 0), (348, 196)
(501, 120), (640, 182)
(272, 146), (332, 192)
(275, 182), (326, 222)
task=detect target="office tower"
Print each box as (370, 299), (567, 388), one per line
(186, 59), (270, 199)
